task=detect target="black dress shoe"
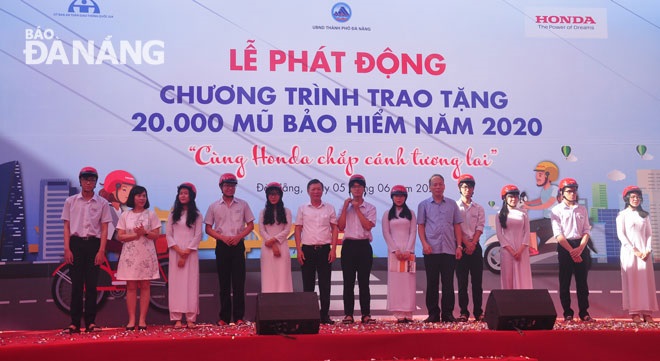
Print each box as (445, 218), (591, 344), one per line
(85, 324), (102, 333)
(456, 314), (469, 322)
(320, 317), (335, 325)
(65, 325), (81, 334)
(423, 316), (440, 323)
(442, 316), (457, 323)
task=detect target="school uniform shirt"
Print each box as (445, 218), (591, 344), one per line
(204, 197), (255, 237)
(341, 200), (376, 240)
(61, 193), (112, 237)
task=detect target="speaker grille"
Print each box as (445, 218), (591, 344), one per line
(255, 292), (320, 335)
(485, 289), (557, 331)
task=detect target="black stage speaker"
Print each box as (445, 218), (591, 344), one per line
(485, 289), (557, 331)
(255, 292), (320, 335)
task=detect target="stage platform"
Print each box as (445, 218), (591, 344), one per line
(1, 319), (657, 361)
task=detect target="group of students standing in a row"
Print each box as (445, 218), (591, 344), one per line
(60, 167), (657, 333)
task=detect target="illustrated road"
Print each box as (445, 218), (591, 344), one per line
(1, 261), (657, 331)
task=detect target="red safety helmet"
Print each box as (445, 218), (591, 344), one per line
(457, 174), (476, 187)
(102, 170), (136, 194)
(349, 174), (366, 188)
(219, 173), (238, 186)
(622, 185), (642, 199)
(265, 182), (283, 195)
(390, 185), (408, 197)
(501, 184), (520, 200)
(79, 166), (98, 179)
(178, 182), (197, 196)
(559, 178), (579, 192)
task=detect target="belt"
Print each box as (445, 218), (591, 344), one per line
(72, 236), (99, 241)
(302, 244), (330, 250)
(343, 238), (370, 242)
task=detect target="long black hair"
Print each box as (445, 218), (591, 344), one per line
(172, 184), (200, 228)
(498, 200), (510, 229)
(624, 192), (649, 218)
(388, 200), (412, 221)
(263, 188), (287, 226)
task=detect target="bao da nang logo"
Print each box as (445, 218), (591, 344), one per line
(68, 0), (100, 14)
(332, 2), (351, 23)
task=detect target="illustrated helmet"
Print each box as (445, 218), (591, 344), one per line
(102, 170), (136, 194)
(534, 161), (559, 182)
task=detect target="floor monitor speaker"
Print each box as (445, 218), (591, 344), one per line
(484, 289), (557, 330)
(255, 292), (320, 335)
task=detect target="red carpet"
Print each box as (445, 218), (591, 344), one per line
(1, 320), (657, 361)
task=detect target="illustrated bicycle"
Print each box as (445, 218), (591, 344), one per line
(51, 236), (170, 313)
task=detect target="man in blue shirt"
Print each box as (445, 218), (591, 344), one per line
(417, 174), (464, 323)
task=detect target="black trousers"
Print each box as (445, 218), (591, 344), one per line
(340, 239), (373, 317)
(300, 244), (333, 319)
(424, 253), (456, 320)
(215, 240), (246, 323)
(456, 243), (483, 318)
(558, 239), (591, 318)
(69, 236), (101, 328)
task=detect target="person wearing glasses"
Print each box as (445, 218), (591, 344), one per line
(338, 174), (377, 324)
(61, 167), (112, 334)
(455, 175), (486, 322)
(551, 178), (594, 322)
(205, 173), (255, 326)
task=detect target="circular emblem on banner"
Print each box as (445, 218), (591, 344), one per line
(332, 3), (351, 23)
